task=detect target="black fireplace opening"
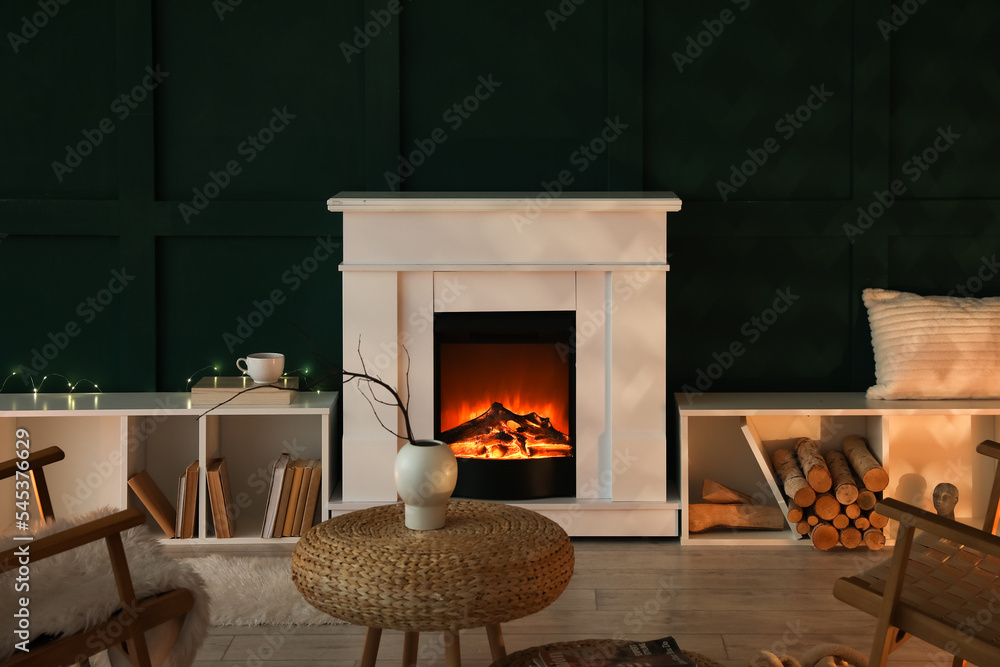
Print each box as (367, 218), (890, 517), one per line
(434, 310), (576, 500)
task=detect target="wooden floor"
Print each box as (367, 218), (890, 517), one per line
(191, 538), (970, 667)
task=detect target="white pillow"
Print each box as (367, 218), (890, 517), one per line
(864, 287), (1000, 399)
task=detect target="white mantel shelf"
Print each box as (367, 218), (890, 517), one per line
(328, 191), (682, 212)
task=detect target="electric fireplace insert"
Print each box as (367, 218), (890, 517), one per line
(434, 310), (576, 500)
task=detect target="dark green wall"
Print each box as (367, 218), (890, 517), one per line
(2, 0), (998, 398)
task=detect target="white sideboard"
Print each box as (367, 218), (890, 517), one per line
(678, 392), (1000, 546)
(0, 392), (337, 545)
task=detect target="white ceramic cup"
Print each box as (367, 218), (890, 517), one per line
(236, 353), (285, 384)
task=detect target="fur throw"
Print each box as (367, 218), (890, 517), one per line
(0, 508), (210, 667)
(749, 644), (869, 667)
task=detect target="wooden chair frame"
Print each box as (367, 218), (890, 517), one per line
(1, 447), (195, 667)
(834, 440), (1000, 667)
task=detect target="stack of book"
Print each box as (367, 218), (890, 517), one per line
(260, 454), (322, 538)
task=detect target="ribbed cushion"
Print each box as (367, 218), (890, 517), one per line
(864, 288), (1000, 399)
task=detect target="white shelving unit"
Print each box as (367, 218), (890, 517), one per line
(678, 392), (1000, 546)
(0, 392), (338, 546)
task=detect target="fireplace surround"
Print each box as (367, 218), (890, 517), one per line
(328, 192), (683, 536)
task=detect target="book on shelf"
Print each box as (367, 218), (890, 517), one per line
(291, 459), (319, 536)
(298, 459), (323, 535)
(190, 376), (299, 406)
(175, 475), (185, 537)
(281, 461), (306, 537)
(260, 453), (290, 538)
(272, 458), (299, 537)
(179, 459), (199, 539)
(207, 457), (237, 539)
(127, 469), (177, 539)
(533, 637), (695, 667)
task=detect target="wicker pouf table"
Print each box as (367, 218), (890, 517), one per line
(292, 500), (575, 667)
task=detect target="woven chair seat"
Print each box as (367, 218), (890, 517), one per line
(835, 528), (1000, 654)
(291, 500), (574, 632)
(490, 640), (725, 667)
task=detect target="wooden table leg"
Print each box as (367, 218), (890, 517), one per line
(443, 629), (461, 667)
(361, 627), (382, 667)
(402, 631), (419, 667)
(486, 623), (507, 661)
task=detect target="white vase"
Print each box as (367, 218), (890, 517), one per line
(394, 439), (458, 530)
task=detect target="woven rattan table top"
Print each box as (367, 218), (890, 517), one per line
(291, 500), (575, 632)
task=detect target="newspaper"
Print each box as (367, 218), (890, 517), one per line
(533, 637), (696, 666)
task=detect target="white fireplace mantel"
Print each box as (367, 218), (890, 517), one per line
(328, 192), (682, 536)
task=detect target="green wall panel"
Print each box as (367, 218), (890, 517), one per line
(668, 235), (853, 399)
(1, 0), (999, 400)
(644, 2), (852, 201)
(0, 0), (119, 199)
(155, 236), (341, 391)
(153, 1), (366, 202)
(397, 1), (612, 191)
(155, 236), (342, 392)
(889, 1), (1000, 199)
(887, 236), (1000, 298)
(3, 236), (127, 391)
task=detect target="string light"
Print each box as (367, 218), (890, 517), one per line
(1, 372), (100, 394)
(185, 365), (219, 391)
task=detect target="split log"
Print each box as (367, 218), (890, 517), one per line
(807, 514), (819, 526)
(842, 435), (889, 492)
(795, 438), (832, 493)
(839, 526), (863, 549)
(844, 503), (861, 520)
(787, 501), (804, 523)
(814, 493), (841, 521)
(688, 504), (786, 533)
(773, 449), (816, 507)
(796, 520), (811, 535)
(824, 450), (859, 505)
(856, 489), (877, 511)
(854, 516), (870, 531)
(864, 528), (886, 550)
(809, 522), (839, 550)
(868, 510), (889, 529)
(702, 479), (755, 505)
(832, 514), (850, 530)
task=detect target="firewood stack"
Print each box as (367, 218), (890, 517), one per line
(774, 435), (888, 551)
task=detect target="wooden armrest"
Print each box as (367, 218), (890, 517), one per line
(0, 446), (65, 481)
(0, 508), (145, 573)
(876, 497), (1000, 553)
(977, 439), (1000, 462)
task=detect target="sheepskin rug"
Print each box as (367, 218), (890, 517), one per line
(0, 508), (210, 667)
(181, 554), (342, 626)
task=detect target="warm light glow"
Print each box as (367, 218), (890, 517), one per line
(438, 342), (572, 460)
